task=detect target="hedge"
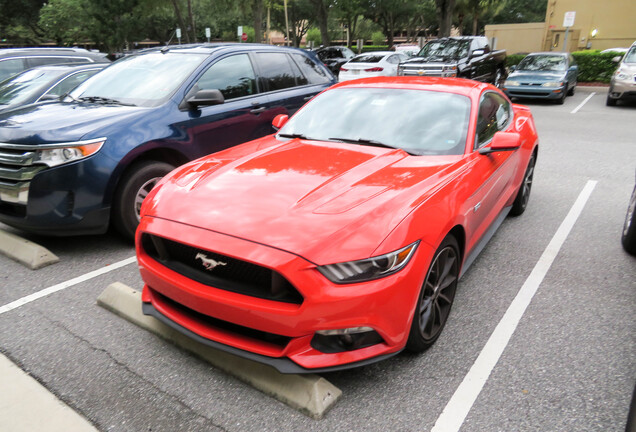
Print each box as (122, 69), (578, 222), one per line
(506, 50), (621, 83)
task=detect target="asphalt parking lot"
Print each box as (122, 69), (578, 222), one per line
(1, 86), (635, 431)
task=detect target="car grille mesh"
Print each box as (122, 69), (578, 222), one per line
(142, 233), (303, 304)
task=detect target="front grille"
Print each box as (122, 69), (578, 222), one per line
(0, 145), (41, 205)
(150, 287), (292, 348)
(401, 66), (443, 76)
(142, 234), (304, 304)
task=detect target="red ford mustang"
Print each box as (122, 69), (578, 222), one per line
(136, 77), (539, 373)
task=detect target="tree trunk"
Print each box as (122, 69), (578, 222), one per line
(253, 0), (264, 43)
(187, 0), (196, 42)
(435, 0), (455, 37)
(170, 0), (190, 43)
(311, 0), (330, 45)
(471, 11), (479, 35)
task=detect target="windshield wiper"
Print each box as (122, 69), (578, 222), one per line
(78, 96), (136, 106)
(278, 132), (311, 140)
(329, 137), (414, 154)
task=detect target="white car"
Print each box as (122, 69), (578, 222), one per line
(339, 51), (409, 81)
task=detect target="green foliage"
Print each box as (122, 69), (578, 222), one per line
(506, 51), (619, 83)
(371, 31), (385, 45)
(306, 28), (322, 45)
(359, 44), (389, 52)
(571, 51), (619, 83)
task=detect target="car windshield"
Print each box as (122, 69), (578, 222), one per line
(517, 55), (567, 71)
(69, 52), (207, 107)
(350, 54), (384, 63)
(624, 46), (636, 63)
(417, 40), (470, 60)
(0, 68), (61, 106)
(278, 88), (471, 155)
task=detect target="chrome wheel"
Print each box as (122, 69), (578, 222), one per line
(417, 244), (458, 342)
(134, 177), (162, 222)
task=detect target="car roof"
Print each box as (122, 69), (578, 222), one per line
(25, 63), (106, 72)
(352, 51), (396, 57)
(524, 52), (568, 57)
(0, 47), (107, 59)
(331, 76), (488, 96)
(138, 43), (311, 56)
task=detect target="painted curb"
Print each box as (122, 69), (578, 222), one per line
(0, 229), (59, 270)
(97, 282), (342, 419)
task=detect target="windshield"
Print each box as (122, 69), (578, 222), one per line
(278, 88), (471, 156)
(624, 46), (636, 63)
(517, 55), (567, 71)
(417, 40), (470, 60)
(0, 68), (61, 106)
(350, 54), (385, 63)
(69, 52), (207, 107)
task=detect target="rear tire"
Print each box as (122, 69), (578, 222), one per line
(112, 160), (175, 241)
(510, 152), (536, 217)
(621, 184), (636, 255)
(406, 235), (459, 353)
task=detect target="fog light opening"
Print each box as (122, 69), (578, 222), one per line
(311, 327), (384, 353)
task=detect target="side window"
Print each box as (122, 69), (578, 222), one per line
(46, 70), (100, 97)
(195, 54), (256, 100)
(291, 53), (330, 85)
(0, 58), (25, 81)
(386, 55), (399, 64)
(476, 92), (511, 148)
(254, 52), (299, 92)
(26, 56), (86, 68)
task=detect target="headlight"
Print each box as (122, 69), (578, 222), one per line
(442, 65), (458, 77)
(35, 138), (106, 167)
(317, 241), (419, 284)
(504, 80), (520, 87)
(615, 71), (631, 80)
(541, 81), (563, 87)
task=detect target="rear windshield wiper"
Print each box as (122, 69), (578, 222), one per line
(78, 96), (136, 106)
(329, 137), (414, 154)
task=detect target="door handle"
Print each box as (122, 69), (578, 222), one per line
(250, 106), (266, 114)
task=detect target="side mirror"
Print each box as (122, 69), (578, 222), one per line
(272, 114), (289, 130)
(479, 131), (521, 155)
(39, 94), (62, 101)
(187, 89), (224, 109)
(612, 56), (622, 63)
(471, 49), (485, 58)
(509, 65), (516, 72)
(569, 64), (578, 71)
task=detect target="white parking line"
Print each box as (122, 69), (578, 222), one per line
(431, 180), (597, 432)
(571, 92), (596, 114)
(0, 256), (137, 315)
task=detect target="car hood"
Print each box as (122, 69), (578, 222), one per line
(0, 102), (148, 144)
(144, 137), (463, 264)
(508, 70), (566, 82)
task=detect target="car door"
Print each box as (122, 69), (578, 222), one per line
(462, 91), (520, 253)
(179, 53), (273, 157)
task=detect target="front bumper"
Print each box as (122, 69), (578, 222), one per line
(503, 85), (566, 100)
(608, 76), (636, 101)
(137, 216), (432, 372)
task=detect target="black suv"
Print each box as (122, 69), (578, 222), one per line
(314, 46), (355, 75)
(0, 47), (109, 82)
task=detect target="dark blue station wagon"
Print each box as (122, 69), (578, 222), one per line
(0, 44), (336, 239)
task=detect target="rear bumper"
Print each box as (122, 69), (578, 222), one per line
(137, 216), (432, 371)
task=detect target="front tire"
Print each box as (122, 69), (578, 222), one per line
(606, 94), (617, 106)
(621, 184), (636, 255)
(510, 152), (536, 216)
(112, 160), (175, 241)
(406, 235), (460, 352)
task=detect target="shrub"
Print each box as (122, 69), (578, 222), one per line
(306, 28), (321, 45)
(371, 31), (385, 46)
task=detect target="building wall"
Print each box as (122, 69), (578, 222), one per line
(485, 23), (545, 54)
(543, 0), (636, 51)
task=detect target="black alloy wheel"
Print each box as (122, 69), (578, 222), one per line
(406, 235), (459, 352)
(556, 85), (567, 104)
(621, 184), (636, 255)
(510, 152), (536, 216)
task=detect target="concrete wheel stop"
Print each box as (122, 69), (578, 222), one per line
(97, 282), (342, 419)
(0, 229), (59, 269)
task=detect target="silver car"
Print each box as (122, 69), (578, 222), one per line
(607, 41), (636, 106)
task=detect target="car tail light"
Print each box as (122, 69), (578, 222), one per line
(340, 67), (348, 72)
(364, 67), (383, 72)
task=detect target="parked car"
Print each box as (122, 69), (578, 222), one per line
(607, 41), (636, 106)
(0, 63), (105, 114)
(314, 46), (355, 75)
(503, 52), (578, 104)
(622, 170), (636, 255)
(0, 47), (109, 82)
(398, 36), (507, 86)
(600, 47), (629, 54)
(0, 44), (336, 240)
(136, 76), (539, 373)
(339, 51), (409, 81)
(392, 44), (421, 57)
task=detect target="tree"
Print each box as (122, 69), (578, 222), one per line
(309, 0), (333, 45)
(363, 0), (417, 48)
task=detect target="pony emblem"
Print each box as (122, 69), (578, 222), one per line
(195, 253), (227, 271)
